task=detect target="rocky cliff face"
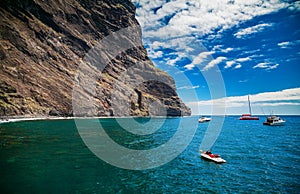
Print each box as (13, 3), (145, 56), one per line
(0, 0), (191, 117)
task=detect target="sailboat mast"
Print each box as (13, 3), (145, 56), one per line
(248, 95), (252, 115)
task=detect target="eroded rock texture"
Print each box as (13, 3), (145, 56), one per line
(0, 0), (191, 117)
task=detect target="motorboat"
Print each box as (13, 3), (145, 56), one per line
(198, 116), (211, 123)
(239, 95), (259, 120)
(263, 115), (285, 126)
(200, 150), (226, 163)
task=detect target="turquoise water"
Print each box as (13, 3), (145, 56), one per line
(0, 116), (299, 193)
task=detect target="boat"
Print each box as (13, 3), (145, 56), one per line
(239, 114), (259, 120)
(198, 116), (211, 123)
(200, 150), (226, 163)
(263, 115), (285, 126)
(239, 95), (259, 120)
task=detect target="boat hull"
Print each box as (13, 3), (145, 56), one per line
(263, 121), (285, 126)
(201, 153), (226, 163)
(198, 117), (211, 123)
(198, 119), (211, 123)
(239, 117), (259, 120)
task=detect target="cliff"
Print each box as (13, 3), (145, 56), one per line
(0, 0), (191, 117)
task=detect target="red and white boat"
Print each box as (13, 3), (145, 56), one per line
(239, 95), (259, 120)
(200, 150), (226, 163)
(239, 114), (259, 120)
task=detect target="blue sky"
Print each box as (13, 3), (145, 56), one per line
(132, 0), (300, 115)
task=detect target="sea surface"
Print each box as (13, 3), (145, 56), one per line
(0, 116), (299, 193)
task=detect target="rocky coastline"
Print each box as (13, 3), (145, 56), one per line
(0, 0), (191, 117)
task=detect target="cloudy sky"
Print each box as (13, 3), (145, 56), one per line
(132, 0), (300, 115)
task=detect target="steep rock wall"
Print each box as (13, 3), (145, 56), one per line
(0, 0), (191, 117)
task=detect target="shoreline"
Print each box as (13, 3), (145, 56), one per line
(0, 115), (190, 124)
(1, 114), (298, 125)
(0, 115), (76, 124)
(0, 115), (117, 124)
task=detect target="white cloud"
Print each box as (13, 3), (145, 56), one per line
(184, 51), (215, 70)
(267, 64), (279, 70)
(278, 41), (290, 48)
(155, 51), (163, 57)
(193, 51), (214, 64)
(150, 41), (165, 50)
(222, 47), (234, 53)
(236, 57), (251, 62)
(243, 49), (261, 55)
(135, 1), (287, 39)
(234, 64), (242, 69)
(234, 23), (273, 39)
(133, 0), (289, 61)
(187, 88), (300, 115)
(177, 85), (200, 90)
(278, 40), (300, 49)
(253, 62), (279, 70)
(212, 45), (222, 51)
(213, 45), (234, 53)
(166, 56), (182, 66)
(184, 64), (196, 70)
(224, 58), (245, 70)
(147, 50), (164, 59)
(256, 102), (300, 107)
(253, 62), (268, 68)
(224, 61), (235, 69)
(203, 57), (227, 71)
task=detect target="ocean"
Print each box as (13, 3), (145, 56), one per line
(0, 116), (299, 193)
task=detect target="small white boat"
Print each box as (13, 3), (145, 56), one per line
(200, 150), (226, 163)
(263, 115), (285, 126)
(198, 116), (211, 123)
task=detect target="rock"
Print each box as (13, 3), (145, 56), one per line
(0, 0), (191, 117)
(48, 109), (60, 116)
